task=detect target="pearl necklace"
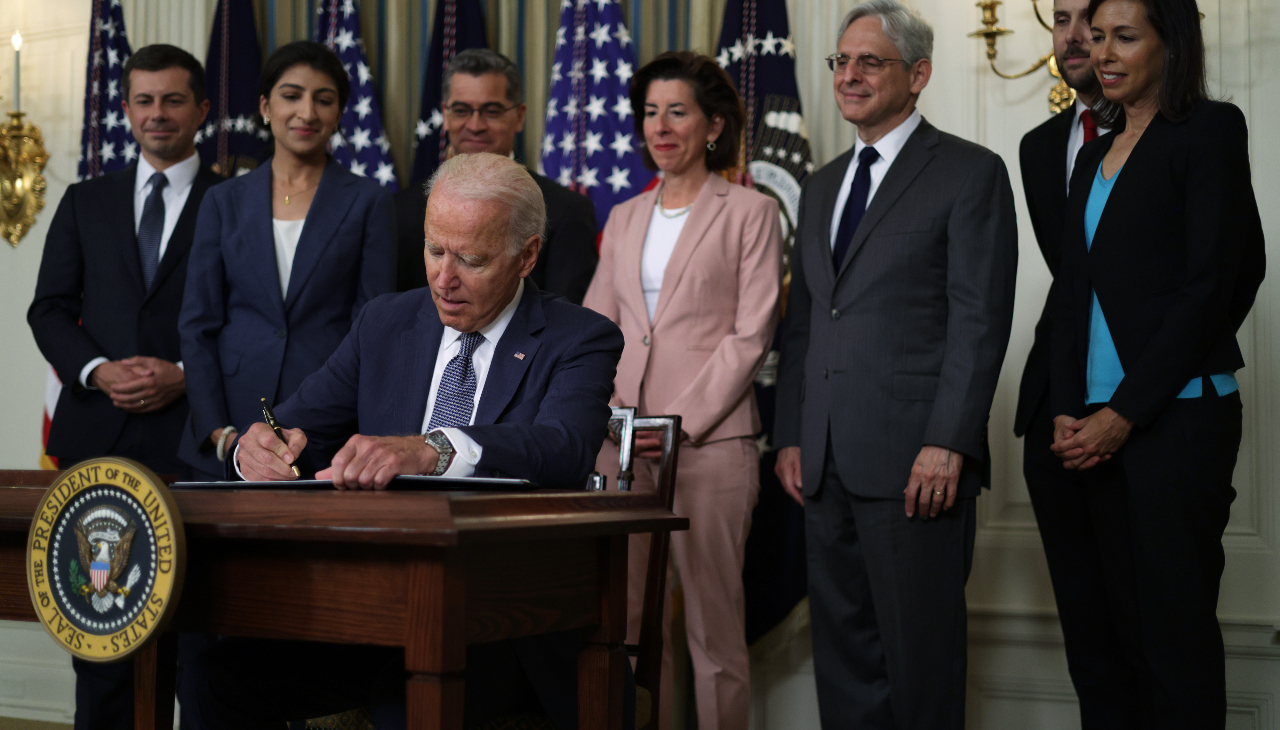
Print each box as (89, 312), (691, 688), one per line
(656, 186), (693, 218)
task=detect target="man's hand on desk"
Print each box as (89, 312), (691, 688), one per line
(236, 422), (307, 481)
(316, 435), (442, 491)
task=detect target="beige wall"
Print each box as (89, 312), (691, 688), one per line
(2, 0), (1277, 726)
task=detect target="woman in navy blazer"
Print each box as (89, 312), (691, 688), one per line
(1049, 0), (1264, 726)
(179, 41), (395, 478)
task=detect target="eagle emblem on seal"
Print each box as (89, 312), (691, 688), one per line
(70, 506), (142, 614)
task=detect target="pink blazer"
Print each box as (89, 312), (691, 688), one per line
(584, 173), (783, 445)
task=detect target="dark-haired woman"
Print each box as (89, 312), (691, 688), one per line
(583, 51), (781, 730)
(1050, 0), (1264, 725)
(179, 41), (395, 478)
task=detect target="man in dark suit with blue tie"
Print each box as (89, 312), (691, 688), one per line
(774, 2), (1017, 727)
(27, 45), (217, 730)
(191, 152), (624, 729)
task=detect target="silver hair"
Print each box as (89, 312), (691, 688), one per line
(425, 153), (546, 257)
(838, 0), (934, 65)
(442, 48), (523, 105)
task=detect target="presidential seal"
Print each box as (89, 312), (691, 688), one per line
(25, 457), (185, 662)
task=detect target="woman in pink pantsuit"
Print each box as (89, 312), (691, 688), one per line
(583, 51), (783, 730)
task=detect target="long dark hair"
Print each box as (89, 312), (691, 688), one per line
(258, 41), (351, 118)
(1086, 0), (1209, 127)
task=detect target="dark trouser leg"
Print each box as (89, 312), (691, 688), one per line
(73, 657), (133, 730)
(852, 495), (974, 730)
(805, 447), (895, 730)
(1024, 400), (1141, 729)
(1118, 393), (1240, 730)
(109, 415), (192, 480)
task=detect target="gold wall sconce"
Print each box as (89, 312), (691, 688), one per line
(2, 30), (48, 247)
(969, 0), (1076, 114)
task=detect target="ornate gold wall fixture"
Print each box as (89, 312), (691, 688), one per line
(969, 0), (1075, 114)
(0, 111), (49, 247)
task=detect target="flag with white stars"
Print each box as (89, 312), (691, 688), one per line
(197, 0), (269, 177)
(716, 0), (812, 246)
(317, 0), (399, 190)
(717, 0), (812, 651)
(77, 0), (136, 180)
(409, 0), (487, 184)
(541, 0), (653, 229)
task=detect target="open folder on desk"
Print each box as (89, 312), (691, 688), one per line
(169, 475), (541, 491)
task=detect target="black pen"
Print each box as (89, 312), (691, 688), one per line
(261, 398), (302, 477)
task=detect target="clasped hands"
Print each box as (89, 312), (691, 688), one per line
(90, 356), (185, 413)
(235, 422), (441, 490)
(775, 444), (963, 519)
(1051, 407), (1133, 470)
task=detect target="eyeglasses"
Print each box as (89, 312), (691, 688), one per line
(445, 102), (520, 121)
(825, 53), (910, 75)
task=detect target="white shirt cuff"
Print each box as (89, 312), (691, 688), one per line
(434, 428), (481, 477)
(232, 443), (247, 480)
(80, 357), (109, 389)
(177, 361), (184, 371)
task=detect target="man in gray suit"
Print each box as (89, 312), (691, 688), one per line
(774, 1), (1017, 727)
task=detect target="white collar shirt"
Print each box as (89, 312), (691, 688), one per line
(830, 108), (923, 250)
(134, 152), (200, 260)
(1066, 98), (1110, 188)
(420, 279), (525, 477)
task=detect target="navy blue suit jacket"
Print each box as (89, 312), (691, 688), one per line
(273, 281), (624, 489)
(179, 158), (396, 474)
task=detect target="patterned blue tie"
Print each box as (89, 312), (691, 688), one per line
(427, 331), (486, 429)
(137, 172), (168, 288)
(832, 146), (880, 270)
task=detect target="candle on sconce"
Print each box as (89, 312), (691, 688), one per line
(11, 30), (20, 112)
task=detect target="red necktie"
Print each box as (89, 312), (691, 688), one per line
(1080, 109), (1098, 143)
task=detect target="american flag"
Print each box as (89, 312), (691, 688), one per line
(540, 0), (652, 228)
(316, 0), (399, 190)
(91, 560), (110, 593)
(77, 0), (136, 181)
(409, 0), (487, 184)
(196, 0), (269, 177)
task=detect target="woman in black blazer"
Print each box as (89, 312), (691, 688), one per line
(1049, 0), (1264, 726)
(178, 41), (395, 478)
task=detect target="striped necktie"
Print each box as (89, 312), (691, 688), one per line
(137, 172), (168, 288)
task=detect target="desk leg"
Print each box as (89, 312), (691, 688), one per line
(133, 632), (177, 730)
(580, 534), (628, 730)
(406, 673), (465, 730)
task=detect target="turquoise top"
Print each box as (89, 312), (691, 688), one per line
(1082, 162), (1237, 405)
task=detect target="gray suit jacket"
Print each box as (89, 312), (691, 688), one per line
(775, 117), (1018, 499)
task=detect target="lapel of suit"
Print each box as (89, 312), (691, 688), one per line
(835, 120), (939, 281)
(110, 165), (146, 294)
(284, 159), (359, 311)
(236, 163), (287, 317)
(812, 148), (853, 291)
(474, 282), (543, 426)
(395, 294), (446, 434)
(145, 167), (218, 302)
(621, 186), (659, 327)
(1048, 107), (1075, 208)
(1065, 132), (1115, 361)
(651, 174), (730, 325)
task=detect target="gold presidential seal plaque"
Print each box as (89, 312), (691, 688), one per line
(26, 457), (185, 662)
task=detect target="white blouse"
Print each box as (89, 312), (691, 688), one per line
(640, 204), (690, 321)
(272, 218), (306, 298)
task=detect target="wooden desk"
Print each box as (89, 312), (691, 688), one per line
(0, 472), (686, 730)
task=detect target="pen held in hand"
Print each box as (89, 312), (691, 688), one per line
(260, 397), (302, 477)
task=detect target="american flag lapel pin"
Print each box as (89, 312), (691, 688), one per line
(514, 352), (526, 360)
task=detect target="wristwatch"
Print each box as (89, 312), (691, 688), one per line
(423, 430), (455, 476)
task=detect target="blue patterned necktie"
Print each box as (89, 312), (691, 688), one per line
(832, 146), (880, 270)
(427, 331), (486, 429)
(137, 172), (168, 288)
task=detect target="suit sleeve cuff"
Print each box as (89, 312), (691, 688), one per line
(232, 444), (247, 480)
(433, 428), (481, 478)
(80, 357), (109, 389)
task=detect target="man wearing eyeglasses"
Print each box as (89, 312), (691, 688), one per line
(393, 48), (598, 303)
(774, 1), (1017, 727)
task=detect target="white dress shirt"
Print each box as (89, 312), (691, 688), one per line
(640, 204), (690, 321)
(829, 108), (923, 251)
(235, 280), (525, 481)
(80, 152), (200, 388)
(272, 218), (306, 298)
(1065, 98), (1110, 188)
